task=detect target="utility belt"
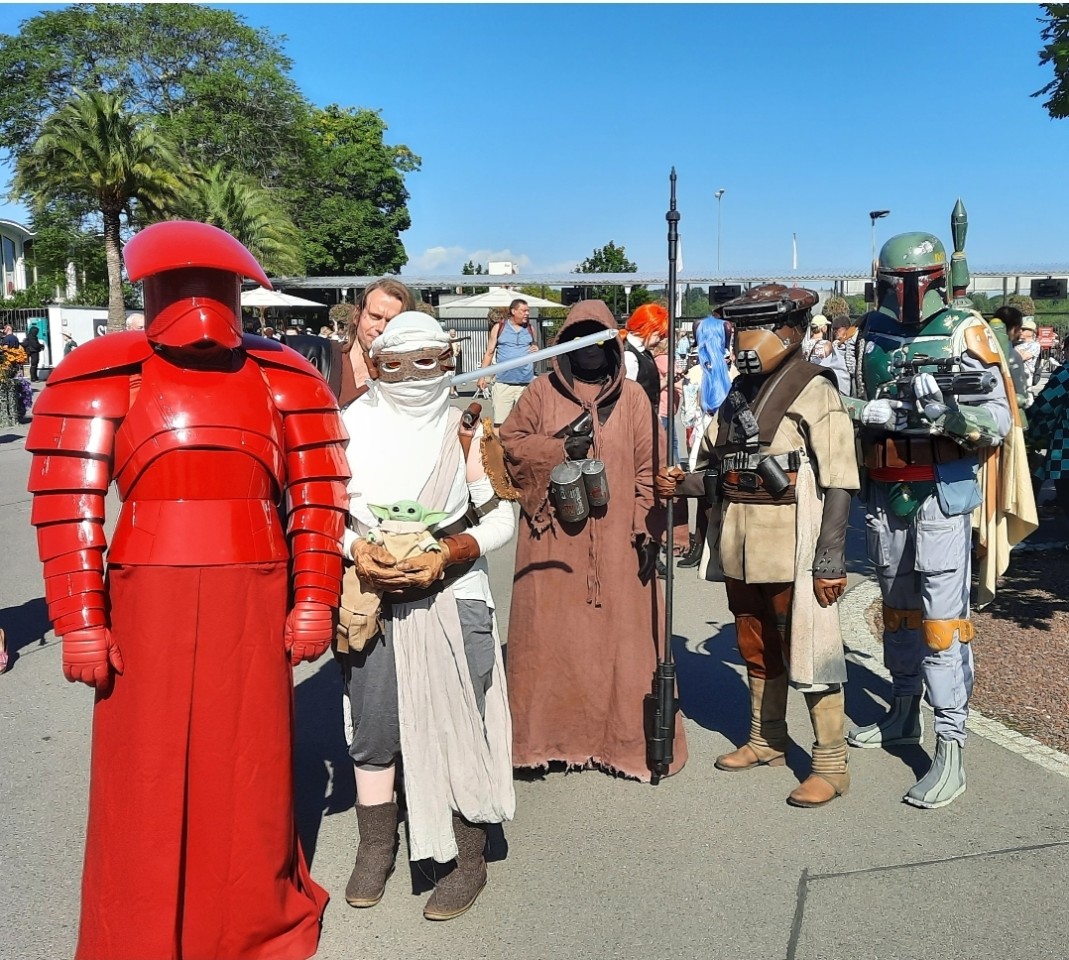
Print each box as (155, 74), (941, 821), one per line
(720, 450), (802, 472)
(719, 449), (802, 505)
(862, 435), (963, 471)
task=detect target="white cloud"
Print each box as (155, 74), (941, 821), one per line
(404, 245), (556, 276)
(405, 245), (467, 273)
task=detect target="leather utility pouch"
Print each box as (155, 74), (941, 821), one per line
(336, 564), (382, 654)
(722, 470), (798, 504)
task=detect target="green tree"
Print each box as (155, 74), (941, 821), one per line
(682, 287), (711, 320)
(173, 163), (303, 277)
(574, 241), (651, 313)
(294, 105), (420, 276)
(13, 89), (186, 329)
(1008, 294), (1036, 316)
(822, 294), (850, 320)
(461, 260), (488, 294)
(844, 294), (869, 317)
(24, 202), (108, 296)
(1035, 4), (1069, 118)
(0, 3), (309, 189)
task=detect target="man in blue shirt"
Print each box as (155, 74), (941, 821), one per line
(477, 298), (538, 425)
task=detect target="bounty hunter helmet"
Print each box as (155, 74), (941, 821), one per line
(876, 232), (949, 326)
(717, 283), (818, 375)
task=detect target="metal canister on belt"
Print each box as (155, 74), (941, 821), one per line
(549, 460), (590, 522)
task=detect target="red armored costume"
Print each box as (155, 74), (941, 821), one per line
(26, 221), (350, 960)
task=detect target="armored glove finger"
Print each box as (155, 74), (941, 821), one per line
(654, 465), (685, 499)
(564, 433), (593, 460)
(912, 372), (949, 421)
(861, 398), (907, 429)
(813, 577), (847, 608)
(62, 626), (124, 689)
(284, 600), (333, 666)
(392, 549), (447, 590)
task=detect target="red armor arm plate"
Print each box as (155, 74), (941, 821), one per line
(27, 374), (129, 639)
(259, 360), (350, 609)
(284, 411), (348, 449)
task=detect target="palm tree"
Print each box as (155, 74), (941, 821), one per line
(13, 89), (187, 331)
(175, 163), (303, 277)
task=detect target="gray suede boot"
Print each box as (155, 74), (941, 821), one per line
(904, 737), (966, 809)
(847, 694), (923, 748)
(345, 801), (399, 908)
(423, 814), (488, 921)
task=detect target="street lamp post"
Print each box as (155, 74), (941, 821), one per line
(624, 285), (632, 316)
(869, 209), (890, 279)
(715, 189), (726, 274)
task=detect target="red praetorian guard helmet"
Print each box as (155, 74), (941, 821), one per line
(124, 221), (271, 350)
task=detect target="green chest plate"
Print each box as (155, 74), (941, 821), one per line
(860, 309), (970, 400)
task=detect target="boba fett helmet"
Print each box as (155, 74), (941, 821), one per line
(876, 232), (949, 326)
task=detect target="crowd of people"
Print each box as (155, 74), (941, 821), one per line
(11, 215), (1069, 958)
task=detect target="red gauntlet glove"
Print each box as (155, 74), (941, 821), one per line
(284, 600), (334, 666)
(62, 626), (124, 689)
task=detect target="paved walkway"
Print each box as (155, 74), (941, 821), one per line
(2, 402), (1068, 960)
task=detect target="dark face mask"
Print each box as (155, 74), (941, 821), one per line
(570, 342), (610, 381)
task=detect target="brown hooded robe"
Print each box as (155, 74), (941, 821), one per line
(500, 301), (687, 781)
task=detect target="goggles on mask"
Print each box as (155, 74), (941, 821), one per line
(375, 346), (455, 383)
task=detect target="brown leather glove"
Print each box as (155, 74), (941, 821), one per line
(351, 539), (404, 590)
(813, 577), (847, 608)
(439, 533), (481, 566)
(393, 549), (447, 590)
(654, 465), (685, 499)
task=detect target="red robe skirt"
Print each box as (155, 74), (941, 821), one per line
(76, 563), (327, 960)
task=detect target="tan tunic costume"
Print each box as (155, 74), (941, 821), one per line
(700, 373), (859, 583)
(501, 301), (687, 782)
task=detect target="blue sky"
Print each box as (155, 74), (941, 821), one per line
(0, 3), (1067, 277)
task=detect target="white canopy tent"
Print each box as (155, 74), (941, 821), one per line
(442, 289), (564, 311)
(240, 286), (326, 325)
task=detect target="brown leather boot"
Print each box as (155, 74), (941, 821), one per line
(423, 814), (488, 921)
(787, 689), (849, 808)
(715, 673), (789, 771)
(345, 801), (399, 907)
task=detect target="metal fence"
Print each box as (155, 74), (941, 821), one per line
(0, 308), (47, 333)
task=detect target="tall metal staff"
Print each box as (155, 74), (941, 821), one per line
(646, 168), (681, 783)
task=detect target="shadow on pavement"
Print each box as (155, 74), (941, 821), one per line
(0, 596), (52, 670)
(294, 657), (353, 867)
(673, 626), (748, 746)
(844, 658), (931, 780)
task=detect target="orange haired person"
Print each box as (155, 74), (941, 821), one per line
(624, 303), (689, 567)
(622, 303), (668, 407)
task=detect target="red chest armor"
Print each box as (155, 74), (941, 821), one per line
(109, 354), (289, 565)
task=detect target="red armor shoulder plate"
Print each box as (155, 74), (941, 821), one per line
(46, 332), (151, 384)
(32, 372), (133, 423)
(250, 341), (340, 413)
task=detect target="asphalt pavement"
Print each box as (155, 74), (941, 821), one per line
(1, 394), (1067, 960)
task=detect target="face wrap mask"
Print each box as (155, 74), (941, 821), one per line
(376, 346), (455, 383)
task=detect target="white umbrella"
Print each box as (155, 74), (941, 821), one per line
(240, 286), (326, 325)
(443, 289), (565, 311)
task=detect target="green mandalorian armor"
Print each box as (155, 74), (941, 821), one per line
(845, 211), (1005, 449)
